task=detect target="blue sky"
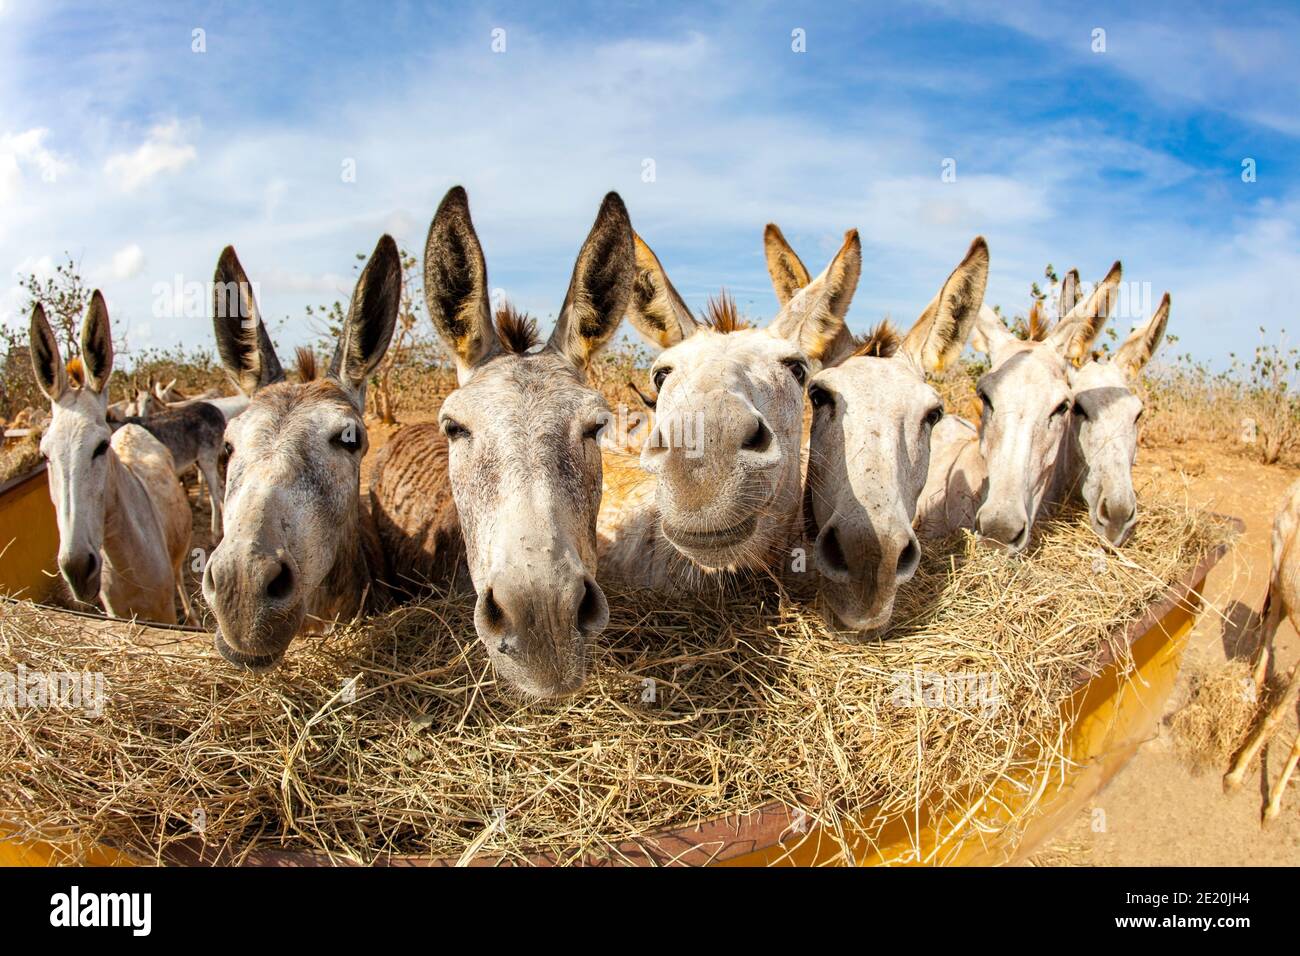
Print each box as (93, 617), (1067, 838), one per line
(1, 0), (1297, 366)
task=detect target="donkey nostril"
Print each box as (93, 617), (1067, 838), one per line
(897, 538), (920, 579)
(817, 526), (850, 576)
(481, 587), (506, 631)
(741, 418), (772, 454)
(84, 552), (98, 577)
(265, 562), (295, 601)
(575, 578), (608, 634)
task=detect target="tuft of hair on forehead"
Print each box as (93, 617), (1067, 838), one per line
(295, 346), (319, 383)
(494, 301), (540, 354)
(852, 321), (901, 359)
(702, 290), (752, 333)
(65, 356), (85, 388)
(1027, 300), (1051, 342)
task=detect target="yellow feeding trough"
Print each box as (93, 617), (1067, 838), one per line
(0, 469), (1235, 866)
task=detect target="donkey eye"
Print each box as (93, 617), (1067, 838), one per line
(331, 428), (363, 452)
(583, 421), (604, 442)
(979, 390), (993, 413)
(1073, 401), (1089, 422)
(924, 406), (943, 428)
(92, 440), (109, 459)
(809, 385), (833, 410)
(1051, 400), (1071, 418)
(651, 367), (671, 391)
(1134, 407), (1144, 424)
(782, 358), (808, 387)
(442, 420), (470, 442)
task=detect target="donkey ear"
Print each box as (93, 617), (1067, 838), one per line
(423, 186), (496, 383)
(623, 233), (699, 350)
(213, 245), (285, 395)
(900, 236), (988, 375)
(769, 229), (860, 365)
(548, 192), (636, 371)
(1059, 268), (1080, 321)
(969, 304), (1016, 356)
(28, 304), (67, 401)
(1048, 260), (1122, 365)
(1114, 292), (1170, 380)
(329, 234), (401, 406)
(79, 290), (114, 394)
(764, 223), (811, 306)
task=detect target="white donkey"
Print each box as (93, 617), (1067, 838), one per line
(370, 187), (637, 698)
(776, 232), (988, 633)
(918, 263), (1123, 549)
(598, 227), (860, 588)
(1049, 291), (1171, 545)
(30, 296), (192, 623)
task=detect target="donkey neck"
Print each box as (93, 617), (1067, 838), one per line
(100, 449), (168, 574)
(1046, 416), (1083, 509)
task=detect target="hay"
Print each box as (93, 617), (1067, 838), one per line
(0, 501), (1227, 865)
(1169, 659), (1259, 772)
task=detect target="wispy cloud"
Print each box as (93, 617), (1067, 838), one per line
(103, 120), (197, 192)
(0, 1), (1296, 364)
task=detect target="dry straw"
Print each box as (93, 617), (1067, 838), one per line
(0, 501), (1228, 865)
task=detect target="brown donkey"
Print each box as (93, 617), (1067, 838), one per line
(369, 187), (636, 699)
(202, 236), (400, 670)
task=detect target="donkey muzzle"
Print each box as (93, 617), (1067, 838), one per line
(203, 542), (305, 668)
(58, 550), (101, 605)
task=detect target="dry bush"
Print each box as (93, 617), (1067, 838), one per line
(1141, 332), (1300, 466)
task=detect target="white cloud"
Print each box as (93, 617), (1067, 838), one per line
(105, 243), (145, 279)
(103, 120), (196, 192)
(0, 128), (70, 202)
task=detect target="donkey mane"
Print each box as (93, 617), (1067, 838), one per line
(65, 356), (86, 388)
(852, 321), (901, 358)
(1027, 300), (1050, 342)
(494, 302), (540, 354)
(295, 346), (319, 382)
(702, 291), (752, 333)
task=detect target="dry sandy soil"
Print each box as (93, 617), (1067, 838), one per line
(1031, 440), (1300, 865)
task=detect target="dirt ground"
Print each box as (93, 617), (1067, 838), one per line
(1030, 439), (1300, 865)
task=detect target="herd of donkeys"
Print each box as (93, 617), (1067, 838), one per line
(29, 186), (1173, 702)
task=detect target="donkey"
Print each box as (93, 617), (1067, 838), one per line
(30, 296), (193, 624)
(597, 226), (860, 588)
(201, 236), (399, 670)
(957, 262), (1123, 551)
(783, 233), (989, 633)
(1048, 291), (1171, 546)
(1224, 478), (1300, 823)
(369, 186), (635, 699)
(113, 400), (227, 537)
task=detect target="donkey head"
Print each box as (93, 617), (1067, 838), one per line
(625, 226), (859, 573)
(426, 187), (635, 698)
(798, 235), (988, 633)
(971, 261), (1123, 551)
(31, 293), (117, 604)
(203, 235), (400, 670)
(1067, 292), (1170, 546)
